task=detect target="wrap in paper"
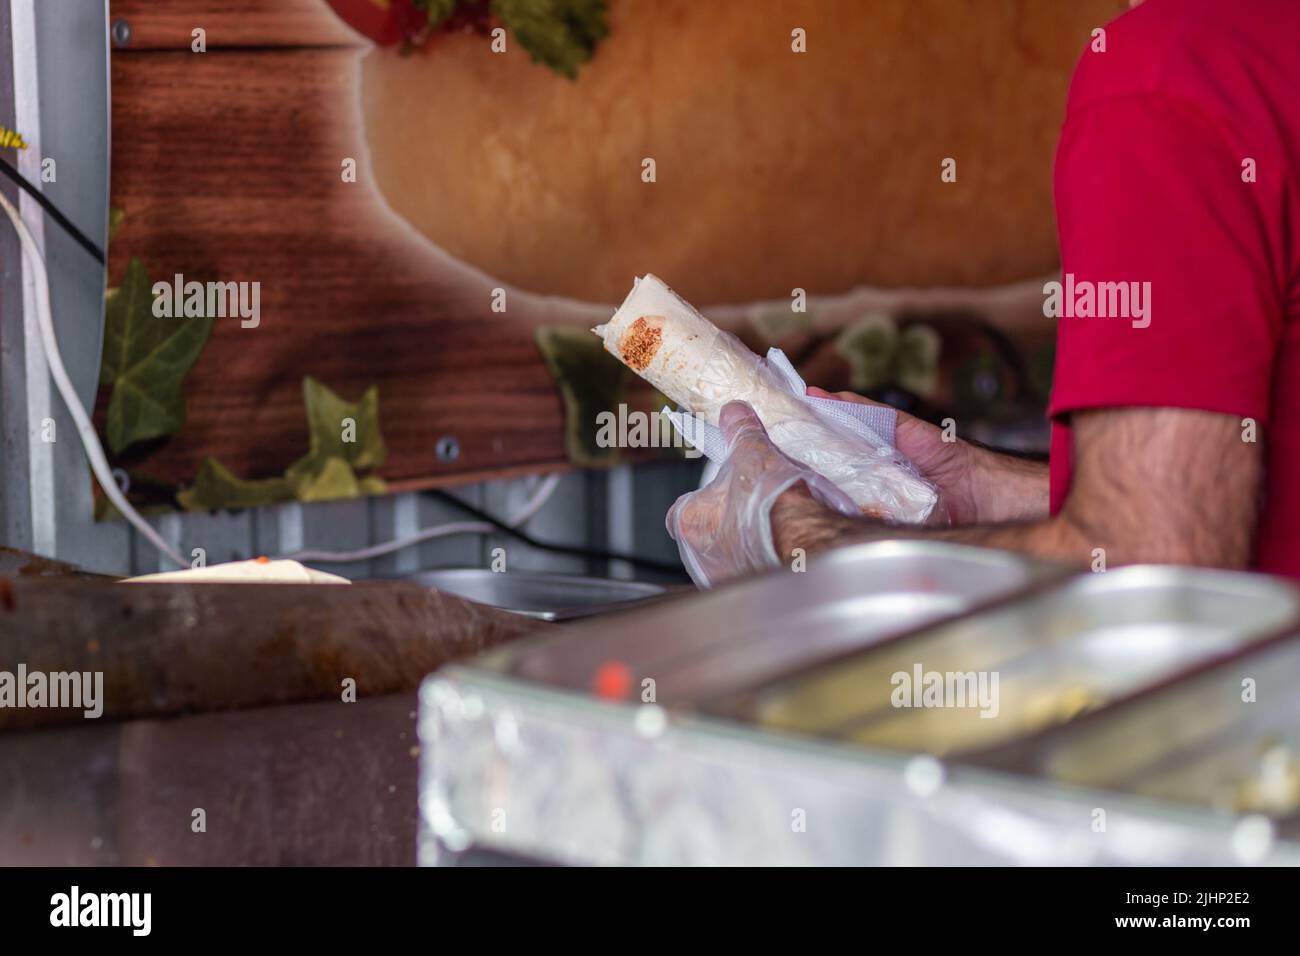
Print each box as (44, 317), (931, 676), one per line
(593, 275), (940, 523)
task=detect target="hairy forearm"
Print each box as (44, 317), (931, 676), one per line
(767, 408), (1260, 575)
(773, 488), (1090, 567)
(773, 471), (1253, 571)
(964, 443), (1051, 524)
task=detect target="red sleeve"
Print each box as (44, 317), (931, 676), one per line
(1048, 93), (1284, 426)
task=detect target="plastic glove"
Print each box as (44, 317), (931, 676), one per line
(667, 401), (860, 588)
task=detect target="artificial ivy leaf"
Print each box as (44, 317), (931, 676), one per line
(100, 258), (213, 454)
(896, 323), (942, 398)
(294, 456), (362, 503)
(748, 307), (811, 345)
(537, 325), (627, 466)
(287, 376), (386, 487)
(491, 0), (609, 79)
(107, 207), (125, 246)
(835, 313), (898, 392)
(414, 0), (457, 27)
(178, 457), (294, 512)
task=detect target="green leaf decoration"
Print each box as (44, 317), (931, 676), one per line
(748, 307), (812, 345)
(416, 0), (462, 28)
(294, 456), (362, 503)
(491, 0), (609, 79)
(537, 325), (627, 467)
(414, 0), (458, 28)
(179, 377), (388, 513)
(895, 323), (942, 398)
(100, 258), (213, 454)
(107, 207), (125, 246)
(835, 313), (898, 392)
(178, 457), (294, 512)
(286, 376), (386, 486)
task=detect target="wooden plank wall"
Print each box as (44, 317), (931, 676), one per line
(107, 0), (572, 492)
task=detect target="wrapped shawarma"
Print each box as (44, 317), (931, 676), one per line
(593, 275), (941, 524)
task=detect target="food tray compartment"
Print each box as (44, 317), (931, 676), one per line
(709, 566), (1300, 757)
(489, 541), (1058, 704)
(1008, 631), (1300, 824)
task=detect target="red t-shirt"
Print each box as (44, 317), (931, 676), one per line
(1048, 0), (1300, 576)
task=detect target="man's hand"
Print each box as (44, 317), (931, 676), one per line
(806, 386), (1048, 524)
(772, 405), (1264, 571)
(666, 401), (859, 587)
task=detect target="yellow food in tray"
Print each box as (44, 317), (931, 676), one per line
(758, 673), (1103, 757)
(1127, 739), (1300, 817)
(841, 684), (1102, 757)
(753, 639), (999, 733)
(1235, 745), (1300, 815)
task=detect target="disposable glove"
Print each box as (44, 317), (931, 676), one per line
(667, 401), (859, 588)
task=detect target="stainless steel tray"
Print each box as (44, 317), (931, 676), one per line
(711, 565), (1300, 757)
(487, 541), (1059, 703)
(1005, 631), (1300, 827)
(419, 666), (1300, 866)
(409, 568), (669, 621)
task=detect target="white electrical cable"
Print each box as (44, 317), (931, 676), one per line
(500, 470), (563, 526)
(284, 520), (495, 564)
(3, 186), (565, 573)
(280, 470), (564, 564)
(0, 189), (189, 568)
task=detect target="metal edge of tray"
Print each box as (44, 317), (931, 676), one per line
(541, 590), (689, 622)
(417, 666), (1300, 866)
(412, 568), (668, 600)
(477, 540), (1068, 687)
(407, 569), (679, 622)
(700, 564), (1300, 728)
(627, 542), (1069, 703)
(799, 539), (1069, 597)
(965, 622), (1300, 779)
(696, 558), (1077, 721)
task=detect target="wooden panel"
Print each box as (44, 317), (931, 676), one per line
(358, 0), (1117, 305)
(0, 694), (421, 865)
(103, 0), (1089, 495)
(108, 46), (575, 488)
(109, 0), (358, 49)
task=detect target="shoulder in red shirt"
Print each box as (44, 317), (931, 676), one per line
(1048, 0), (1300, 575)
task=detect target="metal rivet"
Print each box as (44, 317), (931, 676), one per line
(435, 436), (460, 463)
(111, 20), (131, 47)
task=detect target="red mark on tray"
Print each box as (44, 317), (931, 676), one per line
(593, 661), (633, 700)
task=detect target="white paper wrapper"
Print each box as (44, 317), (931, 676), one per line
(125, 559), (350, 584)
(594, 275), (941, 524)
